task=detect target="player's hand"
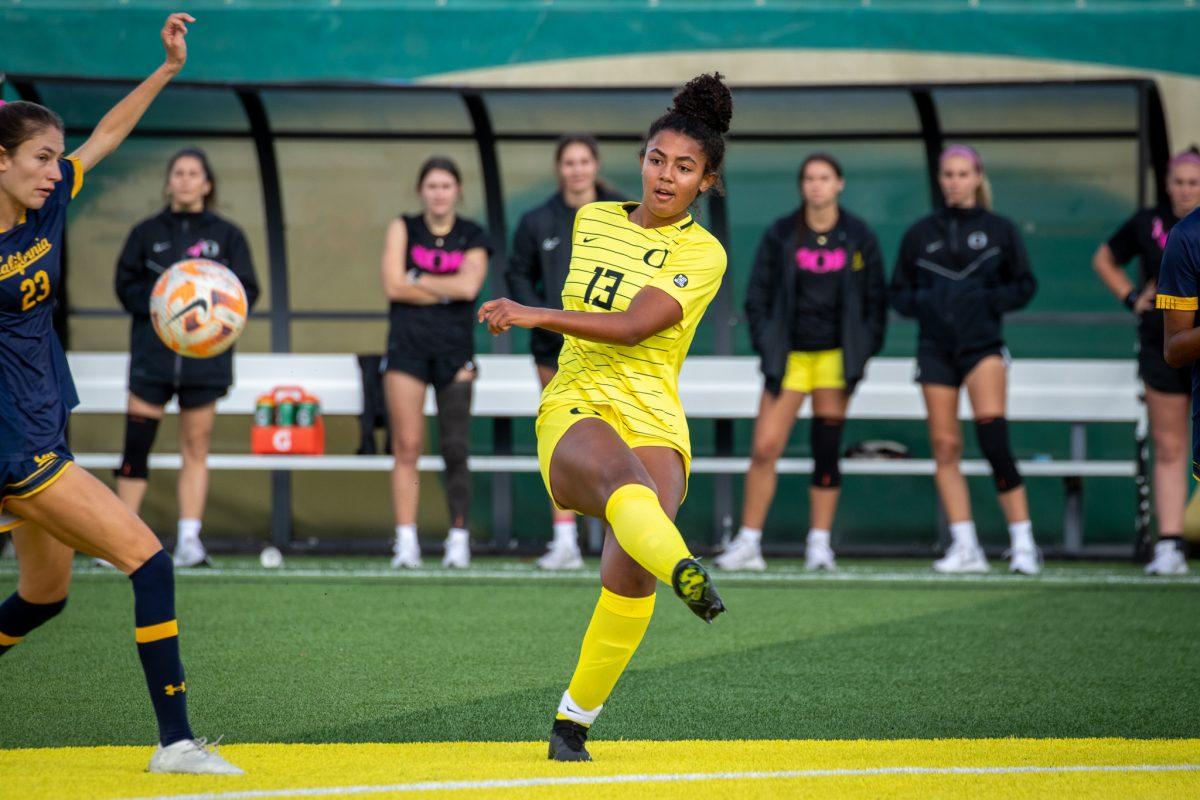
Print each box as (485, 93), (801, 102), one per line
(162, 13), (195, 73)
(478, 298), (539, 335)
(1134, 280), (1157, 314)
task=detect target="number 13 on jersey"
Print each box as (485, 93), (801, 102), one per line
(583, 267), (625, 311)
(20, 270), (51, 311)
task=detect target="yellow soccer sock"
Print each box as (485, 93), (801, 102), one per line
(605, 483), (692, 584)
(557, 588), (656, 724)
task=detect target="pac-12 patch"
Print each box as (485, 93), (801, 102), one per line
(673, 274), (688, 288)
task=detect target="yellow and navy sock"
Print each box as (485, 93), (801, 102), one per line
(556, 588), (655, 726)
(130, 549), (194, 746)
(605, 483), (692, 585)
(0, 592), (66, 656)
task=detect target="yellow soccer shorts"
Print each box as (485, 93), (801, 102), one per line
(781, 349), (845, 393)
(536, 401), (690, 511)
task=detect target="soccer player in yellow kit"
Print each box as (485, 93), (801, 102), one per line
(479, 73), (732, 761)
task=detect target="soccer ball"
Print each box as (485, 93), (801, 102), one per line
(150, 259), (248, 358)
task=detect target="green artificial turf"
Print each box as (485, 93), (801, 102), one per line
(1, 558), (1197, 748)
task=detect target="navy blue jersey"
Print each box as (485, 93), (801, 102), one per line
(1155, 206), (1200, 477)
(0, 157), (82, 460)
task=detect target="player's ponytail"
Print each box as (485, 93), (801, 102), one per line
(0, 101), (64, 154)
(643, 72), (734, 196)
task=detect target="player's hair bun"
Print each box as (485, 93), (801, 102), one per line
(670, 72), (733, 136)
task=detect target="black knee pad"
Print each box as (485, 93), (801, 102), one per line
(810, 417), (845, 488)
(116, 413), (160, 480)
(974, 417), (1023, 492)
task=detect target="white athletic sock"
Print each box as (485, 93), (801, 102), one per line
(447, 527), (469, 541)
(949, 520), (979, 549)
(1008, 520), (1035, 552)
(737, 527), (762, 545)
(807, 528), (831, 547)
(557, 689), (602, 726)
(177, 518), (202, 545)
(553, 520), (578, 547)
(395, 523), (417, 544)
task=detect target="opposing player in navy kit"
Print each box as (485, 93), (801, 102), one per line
(1099, 147), (1200, 575)
(1155, 204), (1200, 575)
(0, 14), (241, 774)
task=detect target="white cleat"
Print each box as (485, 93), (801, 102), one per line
(1007, 546), (1042, 576)
(1145, 540), (1189, 576)
(443, 529), (471, 569)
(714, 536), (766, 571)
(92, 558), (118, 570)
(390, 531), (422, 569)
(172, 539), (211, 569)
(805, 540), (837, 572)
(147, 738), (243, 775)
(536, 542), (584, 570)
(933, 542), (990, 574)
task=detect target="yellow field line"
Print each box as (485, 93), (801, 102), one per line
(2, 738), (1197, 800)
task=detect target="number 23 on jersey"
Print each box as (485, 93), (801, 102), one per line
(20, 270), (51, 311)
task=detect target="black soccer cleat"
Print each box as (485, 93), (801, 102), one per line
(672, 558), (726, 623)
(548, 719), (592, 762)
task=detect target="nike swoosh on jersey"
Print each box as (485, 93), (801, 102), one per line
(569, 407), (599, 416)
(582, 236), (598, 243)
(168, 297), (209, 323)
(153, 241), (171, 253)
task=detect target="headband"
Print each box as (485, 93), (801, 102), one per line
(940, 144), (982, 170)
(1169, 151), (1200, 171)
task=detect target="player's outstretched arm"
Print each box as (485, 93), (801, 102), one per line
(479, 287), (682, 347)
(71, 13), (194, 173)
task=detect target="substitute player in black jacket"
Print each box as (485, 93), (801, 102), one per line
(1097, 147), (1200, 575)
(114, 148), (259, 568)
(506, 135), (623, 570)
(722, 153), (886, 573)
(891, 145), (1039, 575)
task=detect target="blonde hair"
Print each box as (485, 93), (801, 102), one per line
(976, 175), (993, 211)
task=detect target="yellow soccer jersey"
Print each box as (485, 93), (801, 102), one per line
(541, 201), (727, 459)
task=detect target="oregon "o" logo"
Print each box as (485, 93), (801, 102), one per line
(643, 249), (669, 268)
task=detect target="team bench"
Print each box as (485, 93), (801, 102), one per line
(67, 353), (1139, 554)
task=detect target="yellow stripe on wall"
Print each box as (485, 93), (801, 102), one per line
(135, 619), (179, 644)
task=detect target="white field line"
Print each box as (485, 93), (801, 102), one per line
(10, 563), (1196, 588)
(125, 763), (1200, 800)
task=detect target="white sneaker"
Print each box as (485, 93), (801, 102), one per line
(805, 539), (837, 572)
(172, 538), (210, 568)
(443, 529), (470, 569)
(714, 536), (766, 571)
(147, 737), (243, 775)
(390, 530), (422, 569)
(933, 541), (990, 573)
(1007, 546), (1042, 576)
(537, 541), (584, 570)
(1145, 540), (1189, 576)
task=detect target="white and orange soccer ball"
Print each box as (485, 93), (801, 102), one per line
(150, 259), (248, 358)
